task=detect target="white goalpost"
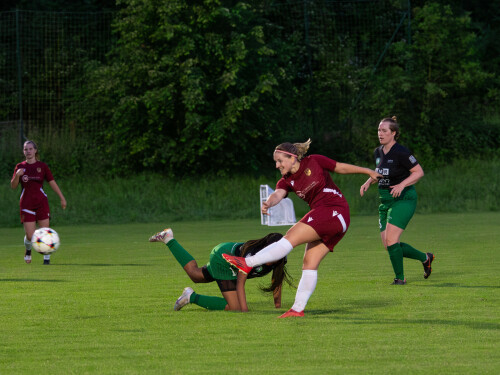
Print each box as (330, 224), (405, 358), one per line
(260, 184), (296, 226)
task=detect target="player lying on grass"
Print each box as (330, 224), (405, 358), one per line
(149, 229), (293, 312)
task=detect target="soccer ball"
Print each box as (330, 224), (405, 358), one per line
(32, 227), (60, 254)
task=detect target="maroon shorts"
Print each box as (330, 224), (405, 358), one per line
(20, 200), (50, 223)
(299, 205), (350, 251)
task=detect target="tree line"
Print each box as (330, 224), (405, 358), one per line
(2, 0), (499, 177)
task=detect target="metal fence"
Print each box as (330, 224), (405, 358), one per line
(0, 1), (409, 157)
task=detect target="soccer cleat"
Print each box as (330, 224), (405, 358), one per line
(43, 259), (50, 265)
(149, 228), (174, 244)
(174, 287), (194, 311)
(222, 254), (252, 275)
(422, 252), (434, 279)
(278, 309), (304, 318)
(24, 250), (32, 264)
(391, 278), (407, 285)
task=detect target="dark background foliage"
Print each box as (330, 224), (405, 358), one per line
(1, 0), (499, 177)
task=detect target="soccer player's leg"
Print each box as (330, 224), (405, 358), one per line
(21, 217), (36, 264)
(38, 217), (51, 265)
(380, 202), (404, 283)
(390, 198), (433, 278)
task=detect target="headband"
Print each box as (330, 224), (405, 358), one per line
(274, 150), (297, 158)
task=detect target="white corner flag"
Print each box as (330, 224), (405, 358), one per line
(260, 184), (296, 226)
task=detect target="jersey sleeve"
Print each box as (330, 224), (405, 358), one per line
(399, 147), (419, 170)
(12, 164), (21, 180)
(44, 163), (55, 182)
(276, 177), (290, 192)
(310, 154), (337, 172)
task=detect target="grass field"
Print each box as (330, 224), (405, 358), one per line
(0, 213), (498, 374)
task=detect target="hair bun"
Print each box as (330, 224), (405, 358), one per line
(391, 116), (397, 121)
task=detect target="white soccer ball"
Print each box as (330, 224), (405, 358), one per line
(32, 227), (60, 254)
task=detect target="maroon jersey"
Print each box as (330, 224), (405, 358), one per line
(276, 154), (348, 210)
(275, 155), (350, 251)
(13, 161), (54, 209)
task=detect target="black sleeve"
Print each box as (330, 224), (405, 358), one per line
(398, 146), (419, 170)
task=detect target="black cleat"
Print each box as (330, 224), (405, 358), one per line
(391, 278), (407, 285)
(423, 252), (434, 279)
(43, 259), (50, 265)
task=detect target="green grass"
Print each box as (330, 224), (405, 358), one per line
(0, 213), (498, 374)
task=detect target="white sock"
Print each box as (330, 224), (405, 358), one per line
(245, 238), (293, 267)
(44, 254), (51, 260)
(291, 269), (318, 312)
(24, 236), (32, 250)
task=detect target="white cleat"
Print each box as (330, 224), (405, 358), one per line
(174, 287), (194, 311)
(149, 228), (174, 244)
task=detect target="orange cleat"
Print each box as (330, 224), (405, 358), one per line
(278, 309), (304, 318)
(222, 253), (252, 275)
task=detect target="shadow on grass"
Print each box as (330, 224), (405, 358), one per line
(344, 316), (500, 330)
(254, 298), (393, 316)
(417, 282), (500, 289)
(54, 263), (151, 267)
(0, 278), (66, 282)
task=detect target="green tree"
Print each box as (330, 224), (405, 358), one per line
(81, 0), (300, 176)
(354, 2), (499, 165)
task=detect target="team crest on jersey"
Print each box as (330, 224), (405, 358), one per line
(37, 168), (42, 173)
(375, 157), (381, 166)
(305, 168), (311, 176)
(409, 155), (417, 164)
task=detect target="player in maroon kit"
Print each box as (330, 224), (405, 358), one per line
(10, 140), (67, 265)
(223, 139), (382, 318)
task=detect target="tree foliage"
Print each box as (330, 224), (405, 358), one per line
(352, 2), (499, 166)
(81, 0), (301, 176)
(3, 1), (498, 177)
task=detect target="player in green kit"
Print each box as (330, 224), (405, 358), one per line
(149, 229), (292, 312)
(360, 116), (434, 285)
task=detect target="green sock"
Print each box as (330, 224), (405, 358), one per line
(387, 243), (405, 280)
(189, 292), (227, 310)
(400, 242), (427, 262)
(166, 239), (195, 268)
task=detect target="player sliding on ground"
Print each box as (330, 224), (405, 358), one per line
(149, 229), (293, 312)
(223, 139), (382, 318)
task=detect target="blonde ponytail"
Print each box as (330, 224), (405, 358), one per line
(275, 138), (311, 161)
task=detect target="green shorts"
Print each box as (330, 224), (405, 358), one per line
(378, 186), (417, 232)
(205, 242), (242, 281)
